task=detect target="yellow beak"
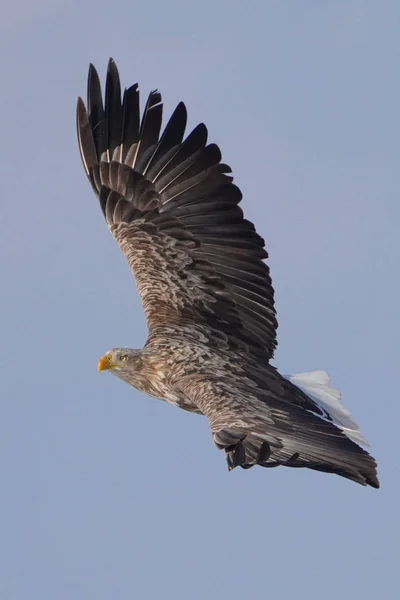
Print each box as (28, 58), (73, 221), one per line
(98, 355), (112, 372)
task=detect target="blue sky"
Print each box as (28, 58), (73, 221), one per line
(1, 1), (399, 598)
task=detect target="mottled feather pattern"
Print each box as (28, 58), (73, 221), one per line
(77, 60), (379, 488)
(77, 60), (278, 357)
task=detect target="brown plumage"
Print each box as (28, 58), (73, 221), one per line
(77, 59), (379, 488)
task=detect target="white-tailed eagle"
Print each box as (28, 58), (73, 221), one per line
(77, 60), (379, 488)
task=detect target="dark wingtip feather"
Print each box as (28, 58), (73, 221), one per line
(106, 58), (120, 90)
(76, 97), (89, 173)
(87, 63), (107, 159)
(87, 63), (102, 109)
(76, 96), (100, 187)
(105, 59), (123, 160)
(365, 465), (380, 489)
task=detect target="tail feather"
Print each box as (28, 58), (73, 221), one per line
(285, 370), (369, 446)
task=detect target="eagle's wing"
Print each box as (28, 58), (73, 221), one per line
(77, 59), (277, 359)
(176, 362), (379, 488)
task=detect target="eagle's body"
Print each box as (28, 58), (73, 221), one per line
(77, 59), (379, 488)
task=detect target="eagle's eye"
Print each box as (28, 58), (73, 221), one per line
(119, 354), (128, 362)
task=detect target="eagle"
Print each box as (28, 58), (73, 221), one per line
(77, 59), (379, 488)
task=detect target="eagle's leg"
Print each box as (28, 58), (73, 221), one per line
(213, 428), (273, 471)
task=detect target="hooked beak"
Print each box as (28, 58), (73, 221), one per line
(98, 354), (112, 372)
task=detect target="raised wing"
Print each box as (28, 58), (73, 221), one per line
(77, 59), (278, 358)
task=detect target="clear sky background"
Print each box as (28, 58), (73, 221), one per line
(1, 1), (399, 598)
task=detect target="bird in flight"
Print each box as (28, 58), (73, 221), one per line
(77, 59), (379, 488)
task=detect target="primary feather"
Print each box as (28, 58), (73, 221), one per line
(77, 59), (379, 489)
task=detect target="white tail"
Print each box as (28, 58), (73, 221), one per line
(286, 370), (368, 447)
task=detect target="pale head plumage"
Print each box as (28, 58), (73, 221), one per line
(98, 347), (151, 392)
(98, 348), (141, 372)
